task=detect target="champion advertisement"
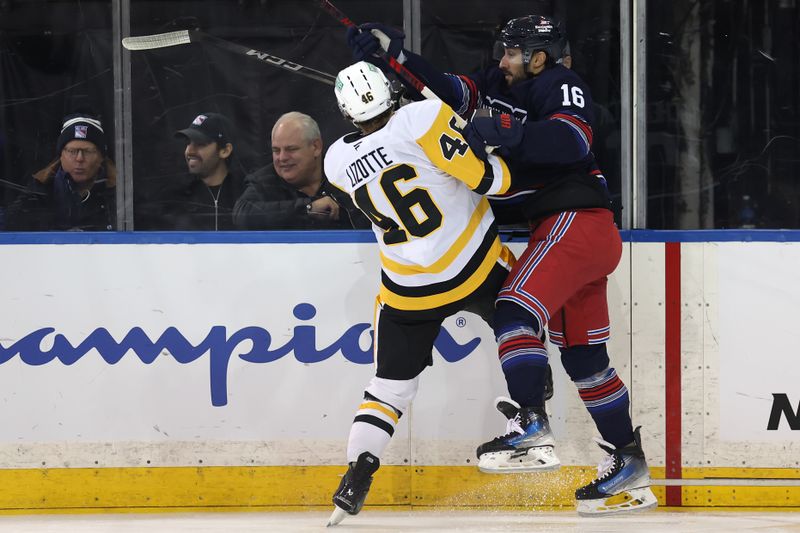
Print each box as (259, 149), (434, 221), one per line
(2, 239), (799, 470)
(0, 242), (513, 467)
(0, 303), (482, 408)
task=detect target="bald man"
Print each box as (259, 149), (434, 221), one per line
(233, 111), (368, 230)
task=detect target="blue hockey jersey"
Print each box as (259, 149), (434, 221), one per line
(400, 52), (611, 221)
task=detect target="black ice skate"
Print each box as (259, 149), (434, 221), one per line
(476, 396), (560, 473)
(327, 451), (380, 527)
(575, 426), (658, 516)
(543, 363), (554, 402)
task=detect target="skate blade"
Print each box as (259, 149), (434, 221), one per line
(577, 487), (658, 516)
(477, 447), (561, 474)
(326, 506), (348, 527)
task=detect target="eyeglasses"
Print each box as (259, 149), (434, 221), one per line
(63, 147), (99, 159)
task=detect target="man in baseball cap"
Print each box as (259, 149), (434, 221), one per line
(174, 112), (232, 146)
(160, 112), (243, 230)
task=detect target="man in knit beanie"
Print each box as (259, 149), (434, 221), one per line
(54, 114), (109, 189)
(56, 115), (107, 157)
(6, 113), (116, 231)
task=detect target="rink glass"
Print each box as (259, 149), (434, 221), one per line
(0, 0), (797, 230)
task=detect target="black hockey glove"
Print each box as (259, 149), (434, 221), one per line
(463, 112), (523, 160)
(346, 23), (406, 63)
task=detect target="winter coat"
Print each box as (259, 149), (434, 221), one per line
(232, 163), (369, 230)
(158, 172), (245, 231)
(5, 158), (116, 231)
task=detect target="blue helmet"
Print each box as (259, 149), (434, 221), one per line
(493, 15), (566, 66)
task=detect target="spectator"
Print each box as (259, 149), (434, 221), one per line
(6, 113), (116, 231)
(159, 112), (244, 231)
(233, 112), (368, 230)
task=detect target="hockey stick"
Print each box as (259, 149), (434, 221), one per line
(319, 0), (494, 153)
(317, 0), (443, 105)
(122, 30), (336, 86)
(317, 0), (486, 139)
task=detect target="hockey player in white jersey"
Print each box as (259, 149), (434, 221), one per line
(324, 61), (514, 526)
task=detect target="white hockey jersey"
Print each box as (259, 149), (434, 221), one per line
(324, 99), (514, 311)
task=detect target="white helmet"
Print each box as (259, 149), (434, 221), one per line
(334, 61), (394, 123)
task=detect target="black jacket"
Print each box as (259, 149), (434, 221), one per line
(160, 172), (245, 231)
(6, 159), (116, 231)
(233, 163), (369, 230)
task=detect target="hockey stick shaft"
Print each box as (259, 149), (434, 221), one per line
(317, 0), (438, 102)
(319, 0), (495, 148)
(122, 30), (336, 86)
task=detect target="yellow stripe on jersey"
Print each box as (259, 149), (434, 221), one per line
(379, 198), (490, 275)
(379, 238), (509, 311)
(498, 242), (516, 270)
(416, 103), (505, 191)
(359, 401), (400, 424)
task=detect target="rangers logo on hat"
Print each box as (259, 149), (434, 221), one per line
(56, 115), (107, 156)
(175, 112), (232, 145)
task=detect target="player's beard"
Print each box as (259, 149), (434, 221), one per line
(500, 56), (527, 86)
(501, 66), (527, 86)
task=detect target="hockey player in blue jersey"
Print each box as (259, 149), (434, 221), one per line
(347, 15), (657, 516)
